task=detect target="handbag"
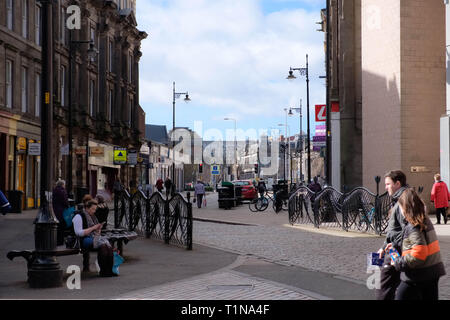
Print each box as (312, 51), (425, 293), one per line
(193, 197), (196, 203)
(63, 206), (76, 227)
(65, 235), (80, 249)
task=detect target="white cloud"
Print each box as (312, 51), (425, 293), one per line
(137, 0), (325, 124)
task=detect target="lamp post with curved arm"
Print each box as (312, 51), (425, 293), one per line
(287, 54), (311, 183)
(172, 82), (191, 192)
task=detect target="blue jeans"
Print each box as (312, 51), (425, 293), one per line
(82, 236), (94, 249)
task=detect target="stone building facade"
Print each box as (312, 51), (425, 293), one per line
(0, 0), (147, 209)
(326, 0), (445, 201)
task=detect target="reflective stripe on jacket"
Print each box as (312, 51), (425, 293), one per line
(393, 217), (446, 283)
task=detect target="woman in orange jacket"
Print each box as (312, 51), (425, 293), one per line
(430, 173), (450, 224)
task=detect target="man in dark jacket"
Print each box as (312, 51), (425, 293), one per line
(375, 170), (408, 300)
(164, 177), (173, 198)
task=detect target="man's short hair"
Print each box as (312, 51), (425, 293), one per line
(434, 173), (441, 181)
(384, 170), (407, 187)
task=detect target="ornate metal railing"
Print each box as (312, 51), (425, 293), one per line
(114, 190), (193, 250)
(288, 177), (423, 235)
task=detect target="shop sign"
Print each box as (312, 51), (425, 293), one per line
(127, 149), (138, 165)
(75, 147), (87, 155)
(113, 147), (127, 165)
(90, 147), (104, 157)
(28, 143), (41, 156)
(17, 137), (27, 151)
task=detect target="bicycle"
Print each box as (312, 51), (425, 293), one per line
(248, 192), (271, 212)
(356, 205), (375, 232)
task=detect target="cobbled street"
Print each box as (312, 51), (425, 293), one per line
(191, 193), (450, 300)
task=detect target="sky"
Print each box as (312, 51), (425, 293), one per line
(136, 0), (326, 141)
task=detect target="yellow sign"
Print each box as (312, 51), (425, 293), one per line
(45, 92), (50, 104)
(17, 137), (27, 151)
(114, 147), (127, 164)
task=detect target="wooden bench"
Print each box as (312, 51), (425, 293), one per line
(7, 228), (137, 272)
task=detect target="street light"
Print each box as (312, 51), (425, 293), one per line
(278, 123), (290, 182)
(289, 99), (303, 184)
(67, 37), (98, 200)
(287, 54), (311, 183)
(172, 82), (190, 193)
(224, 117), (237, 180)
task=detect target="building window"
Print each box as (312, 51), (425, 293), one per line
(6, 0), (14, 30)
(60, 7), (66, 45)
(108, 89), (113, 122)
(89, 79), (95, 116)
(109, 40), (114, 72)
(22, 0), (28, 39)
(35, 4), (41, 46)
(129, 53), (133, 82)
(60, 66), (66, 106)
(129, 98), (133, 126)
(35, 73), (41, 117)
(21, 67), (28, 113)
(6, 60), (13, 109)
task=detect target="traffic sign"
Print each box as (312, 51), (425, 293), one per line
(211, 165), (220, 175)
(114, 147), (127, 165)
(315, 105), (326, 122)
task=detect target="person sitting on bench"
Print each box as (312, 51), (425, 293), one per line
(72, 198), (117, 277)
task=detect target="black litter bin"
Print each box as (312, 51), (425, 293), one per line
(234, 185), (243, 205)
(218, 183), (235, 209)
(7, 190), (23, 213)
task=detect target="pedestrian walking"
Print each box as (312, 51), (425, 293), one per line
(52, 179), (69, 246)
(156, 178), (164, 193)
(194, 180), (206, 209)
(430, 173), (450, 225)
(308, 176), (322, 193)
(164, 177), (173, 198)
(375, 170), (408, 300)
(0, 189), (11, 215)
(389, 188), (446, 300)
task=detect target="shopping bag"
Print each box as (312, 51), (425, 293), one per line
(203, 197), (207, 207)
(112, 251), (124, 275)
(63, 206), (76, 227)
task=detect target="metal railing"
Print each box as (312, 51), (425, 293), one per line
(114, 190), (193, 250)
(288, 177), (423, 235)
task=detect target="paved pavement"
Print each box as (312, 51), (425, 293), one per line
(1, 191), (450, 300)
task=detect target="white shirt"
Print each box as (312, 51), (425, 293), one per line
(72, 214), (86, 237)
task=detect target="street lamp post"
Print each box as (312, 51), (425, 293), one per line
(224, 117), (237, 180)
(278, 123), (290, 182)
(172, 82), (191, 193)
(287, 54), (311, 183)
(289, 99), (303, 184)
(29, 0), (63, 288)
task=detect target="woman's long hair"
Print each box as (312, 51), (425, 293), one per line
(398, 188), (427, 232)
